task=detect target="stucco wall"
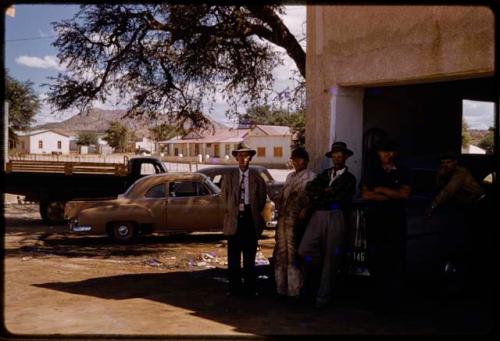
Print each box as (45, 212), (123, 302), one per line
(28, 132), (70, 154)
(245, 135), (292, 166)
(305, 5), (494, 172)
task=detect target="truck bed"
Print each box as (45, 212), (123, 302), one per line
(5, 160), (127, 176)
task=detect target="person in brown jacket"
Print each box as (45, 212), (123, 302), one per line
(426, 151), (487, 295)
(426, 152), (485, 215)
(221, 142), (267, 297)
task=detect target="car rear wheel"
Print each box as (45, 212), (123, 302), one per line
(40, 200), (66, 224)
(109, 222), (137, 243)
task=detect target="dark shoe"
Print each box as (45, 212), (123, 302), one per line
(275, 294), (288, 302)
(287, 296), (302, 306)
(315, 297), (329, 309)
(242, 290), (259, 298)
(226, 289), (243, 297)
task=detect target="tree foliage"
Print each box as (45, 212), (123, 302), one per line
(103, 122), (129, 152)
(478, 127), (494, 154)
(462, 120), (471, 148)
(149, 123), (185, 142)
(240, 104), (305, 148)
(76, 131), (98, 146)
(5, 71), (40, 144)
(47, 4), (305, 130)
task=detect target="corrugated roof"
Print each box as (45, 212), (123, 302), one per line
(160, 128), (250, 144)
(254, 125), (292, 136)
(15, 129), (71, 137)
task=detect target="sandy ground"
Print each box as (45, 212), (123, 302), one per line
(2, 187), (495, 336)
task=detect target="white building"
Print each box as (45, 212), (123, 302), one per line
(159, 124), (293, 167)
(14, 129), (70, 155)
(134, 137), (156, 154)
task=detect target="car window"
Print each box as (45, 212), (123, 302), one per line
(259, 170), (272, 183)
(145, 183), (166, 198)
(212, 174), (223, 186)
(168, 181), (210, 197)
(204, 179), (221, 195)
(140, 163), (156, 175)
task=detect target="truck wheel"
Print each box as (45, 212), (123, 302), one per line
(110, 222), (137, 243)
(40, 201), (66, 224)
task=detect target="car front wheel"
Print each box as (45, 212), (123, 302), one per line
(109, 222), (137, 243)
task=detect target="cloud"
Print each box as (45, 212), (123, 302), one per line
(282, 5), (307, 49)
(15, 55), (66, 71)
(463, 99), (495, 130)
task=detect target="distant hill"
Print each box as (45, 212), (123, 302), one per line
(33, 108), (228, 137)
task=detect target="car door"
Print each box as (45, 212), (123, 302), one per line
(166, 179), (221, 231)
(135, 182), (168, 229)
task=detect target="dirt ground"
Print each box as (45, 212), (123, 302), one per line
(2, 194), (495, 337)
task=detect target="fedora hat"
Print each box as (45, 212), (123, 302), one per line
(375, 139), (399, 152)
(290, 147), (309, 161)
(231, 142), (257, 157)
(438, 151), (459, 161)
(325, 141), (353, 158)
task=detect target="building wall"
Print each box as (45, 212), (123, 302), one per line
(28, 132), (70, 154)
(306, 5), (494, 173)
(245, 135), (292, 166)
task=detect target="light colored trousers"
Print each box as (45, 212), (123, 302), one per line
(274, 214), (303, 296)
(298, 209), (345, 305)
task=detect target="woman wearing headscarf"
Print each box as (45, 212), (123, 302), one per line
(273, 147), (316, 301)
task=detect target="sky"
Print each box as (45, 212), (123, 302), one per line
(5, 5), (494, 130)
(5, 4), (307, 127)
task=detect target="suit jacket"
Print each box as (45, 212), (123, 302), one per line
(221, 167), (267, 236)
(306, 167), (356, 211)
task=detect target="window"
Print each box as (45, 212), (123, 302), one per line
(168, 181), (210, 197)
(57, 141), (62, 149)
(212, 175), (223, 186)
(462, 100), (495, 154)
(145, 184), (166, 198)
(273, 146), (283, 158)
(225, 144), (230, 156)
(38, 140), (43, 149)
(257, 147), (266, 157)
(214, 144), (220, 157)
(194, 144), (200, 155)
(140, 163), (156, 175)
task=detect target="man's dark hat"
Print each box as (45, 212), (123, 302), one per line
(291, 147), (309, 161)
(231, 142), (256, 157)
(325, 141), (353, 158)
(375, 139), (399, 152)
(438, 151), (459, 161)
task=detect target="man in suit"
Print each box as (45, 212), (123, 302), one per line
(221, 142), (267, 297)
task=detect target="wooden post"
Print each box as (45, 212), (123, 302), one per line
(64, 163), (73, 175)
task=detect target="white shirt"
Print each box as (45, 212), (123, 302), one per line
(239, 168), (250, 205)
(329, 167), (346, 186)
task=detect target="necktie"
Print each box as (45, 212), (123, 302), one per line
(239, 173), (246, 211)
(329, 170), (337, 186)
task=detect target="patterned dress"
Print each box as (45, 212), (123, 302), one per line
(274, 168), (316, 297)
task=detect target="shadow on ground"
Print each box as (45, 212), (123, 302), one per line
(33, 266), (495, 336)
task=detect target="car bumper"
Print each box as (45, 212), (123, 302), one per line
(69, 219), (93, 232)
(266, 220), (277, 229)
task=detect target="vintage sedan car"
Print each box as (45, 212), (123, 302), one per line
(64, 172), (276, 242)
(198, 165), (285, 203)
